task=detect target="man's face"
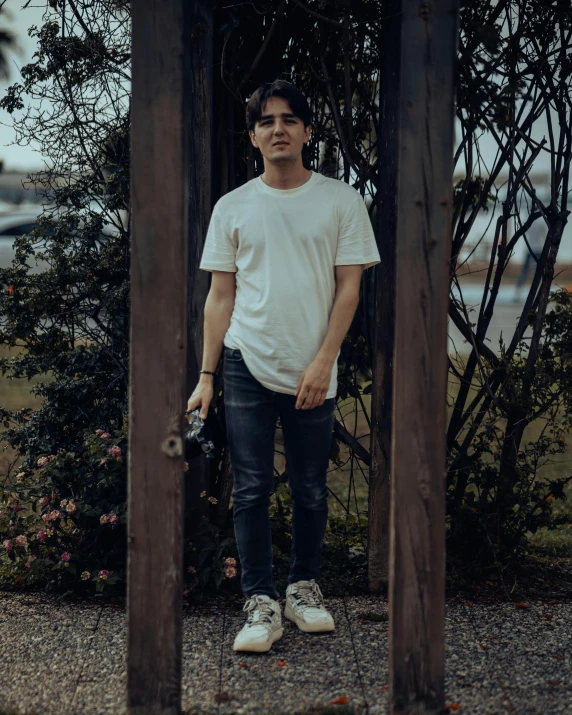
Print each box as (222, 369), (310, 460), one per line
(249, 96), (311, 165)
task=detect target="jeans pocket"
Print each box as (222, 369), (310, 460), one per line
(224, 347), (243, 362)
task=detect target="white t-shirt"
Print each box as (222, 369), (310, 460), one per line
(199, 170), (381, 399)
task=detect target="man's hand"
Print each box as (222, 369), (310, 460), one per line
(295, 358), (334, 409)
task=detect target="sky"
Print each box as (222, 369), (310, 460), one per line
(0, 1), (48, 171)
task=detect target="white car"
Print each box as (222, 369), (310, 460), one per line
(0, 208), (125, 276)
(0, 212), (52, 274)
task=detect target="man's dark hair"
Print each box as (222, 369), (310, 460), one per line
(246, 79), (312, 133)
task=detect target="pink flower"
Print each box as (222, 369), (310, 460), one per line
(48, 455), (56, 461)
(39, 496), (49, 508)
(12, 502), (21, 512)
(43, 510), (61, 522)
(42, 509), (61, 522)
(65, 501), (76, 514)
(224, 557), (236, 567)
(183, 589), (189, 597)
(37, 530), (47, 542)
(187, 566), (197, 574)
(25, 555), (36, 569)
(108, 512), (118, 525)
(108, 445), (121, 459)
(37, 457), (49, 467)
(61, 552), (71, 561)
(98, 569), (109, 580)
(3, 539), (12, 551)
(14, 535), (27, 547)
(225, 566), (237, 579)
(95, 429), (104, 435)
(100, 514), (108, 525)
(100, 432), (111, 440)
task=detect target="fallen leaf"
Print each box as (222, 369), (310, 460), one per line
(238, 662), (248, 669)
(547, 599), (561, 605)
(504, 706), (516, 712)
(515, 602), (530, 609)
(552, 655), (564, 661)
(547, 680), (560, 686)
(214, 692), (231, 704)
(276, 660), (287, 667)
(481, 644), (490, 650)
(541, 613), (553, 621)
(447, 704), (461, 711)
(379, 686), (389, 691)
(329, 697), (349, 705)
(463, 601), (472, 606)
(485, 580), (494, 586)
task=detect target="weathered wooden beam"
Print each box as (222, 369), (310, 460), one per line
(388, 0), (459, 713)
(368, 0), (401, 593)
(127, 0), (191, 712)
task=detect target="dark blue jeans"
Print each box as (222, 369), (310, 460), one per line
(223, 346), (335, 600)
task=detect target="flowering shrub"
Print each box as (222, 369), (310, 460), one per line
(182, 493), (241, 604)
(0, 417), (244, 598)
(0, 426), (128, 593)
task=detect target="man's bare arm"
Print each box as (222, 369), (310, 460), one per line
(187, 270), (236, 418)
(200, 270), (236, 379)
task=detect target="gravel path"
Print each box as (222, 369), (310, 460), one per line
(0, 590), (570, 714)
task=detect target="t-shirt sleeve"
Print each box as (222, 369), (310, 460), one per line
(199, 202), (238, 273)
(335, 189), (381, 270)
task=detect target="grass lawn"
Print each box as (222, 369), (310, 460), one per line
(0, 345), (47, 478)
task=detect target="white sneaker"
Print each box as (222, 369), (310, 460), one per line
(232, 594), (283, 652)
(284, 579), (335, 633)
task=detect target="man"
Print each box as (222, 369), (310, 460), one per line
(187, 79), (380, 653)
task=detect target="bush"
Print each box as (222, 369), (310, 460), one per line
(0, 426), (127, 592)
(447, 289), (572, 570)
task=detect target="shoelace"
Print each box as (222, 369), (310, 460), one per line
(243, 595), (275, 625)
(290, 580), (325, 610)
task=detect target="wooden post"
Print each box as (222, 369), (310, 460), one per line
(368, 0), (401, 593)
(388, 1), (459, 713)
(127, 0), (190, 712)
